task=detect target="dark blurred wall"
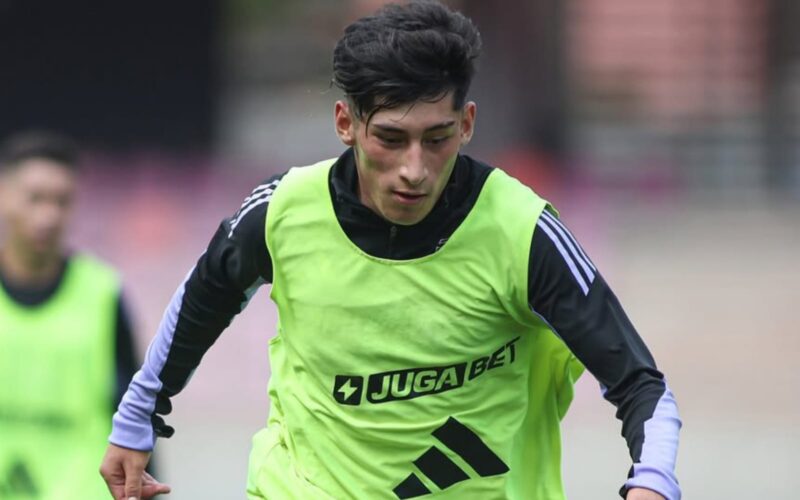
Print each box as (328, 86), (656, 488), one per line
(766, 0), (800, 188)
(0, 1), (219, 151)
(461, 0), (568, 161)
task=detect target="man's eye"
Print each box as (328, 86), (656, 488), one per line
(378, 136), (403, 145)
(425, 136), (449, 145)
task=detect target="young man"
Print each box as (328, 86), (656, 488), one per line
(0, 132), (141, 499)
(101, 2), (681, 499)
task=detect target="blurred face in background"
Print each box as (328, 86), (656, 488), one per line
(0, 159), (76, 261)
(335, 92), (476, 225)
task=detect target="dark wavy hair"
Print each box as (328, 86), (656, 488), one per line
(332, 1), (482, 124)
(0, 131), (80, 173)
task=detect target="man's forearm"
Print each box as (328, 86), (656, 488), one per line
(110, 273), (193, 451)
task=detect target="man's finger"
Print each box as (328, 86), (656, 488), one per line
(141, 471), (171, 498)
(122, 461), (144, 500)
(106, 479), (126, 499)
(99, 462), (126, 500)
(142, 483), (172, 498)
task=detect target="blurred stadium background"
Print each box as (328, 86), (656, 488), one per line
(1, 0), (798, 498)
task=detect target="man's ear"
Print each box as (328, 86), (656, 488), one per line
(0, 174), (12, 217)
(460, 101), (477, 146)
(334, 100), (357, 146)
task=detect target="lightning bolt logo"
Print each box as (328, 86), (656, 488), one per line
(333, 375), (363, 405)
(339, 379), (357, 401)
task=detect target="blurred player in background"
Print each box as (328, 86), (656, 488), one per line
(101, 2), (681, 499)
(0, 132), (144, 499)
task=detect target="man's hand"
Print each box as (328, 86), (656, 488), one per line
(627, 487), (666, 500)
(99, 444), (171, 500)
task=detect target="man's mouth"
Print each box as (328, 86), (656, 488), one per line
(392, 190), (427, 205)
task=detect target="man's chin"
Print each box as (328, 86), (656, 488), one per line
(26, 241), (61, 260)
(382, 208), (428, 226)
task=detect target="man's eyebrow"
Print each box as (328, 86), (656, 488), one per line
(371, 121), (457, 133)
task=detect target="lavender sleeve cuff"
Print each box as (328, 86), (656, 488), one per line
(623, 386), (682, 500)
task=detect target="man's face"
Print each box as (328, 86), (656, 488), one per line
(335, 93), (476, 225)
(0, 159), (76, 257)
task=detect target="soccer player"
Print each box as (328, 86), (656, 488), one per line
(0, 131), (142, 499)
(100, 2), (681, 499)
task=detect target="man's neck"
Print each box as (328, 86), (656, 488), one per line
(0, 243), (64, 287)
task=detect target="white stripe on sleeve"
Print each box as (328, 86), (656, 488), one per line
(540, 211), (596, 283)
(228, 179), (281, 237)
(229, 196), (272, 237)
(536, 219), (590, 295)
(542, 211), (596, 272)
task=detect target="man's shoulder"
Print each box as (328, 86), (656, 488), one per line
(227, 156), (340, 239)
(269, 157), (341, 204)
(466, 163), (546, 209)
(278, 157), (340, 187)
(458, 154), (545, 203)
(459, 154), (549, 203)
(65, 253), (122, 295)
(249, 156), (341, 201)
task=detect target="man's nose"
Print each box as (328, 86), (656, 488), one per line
(399, 143), (427, 186)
